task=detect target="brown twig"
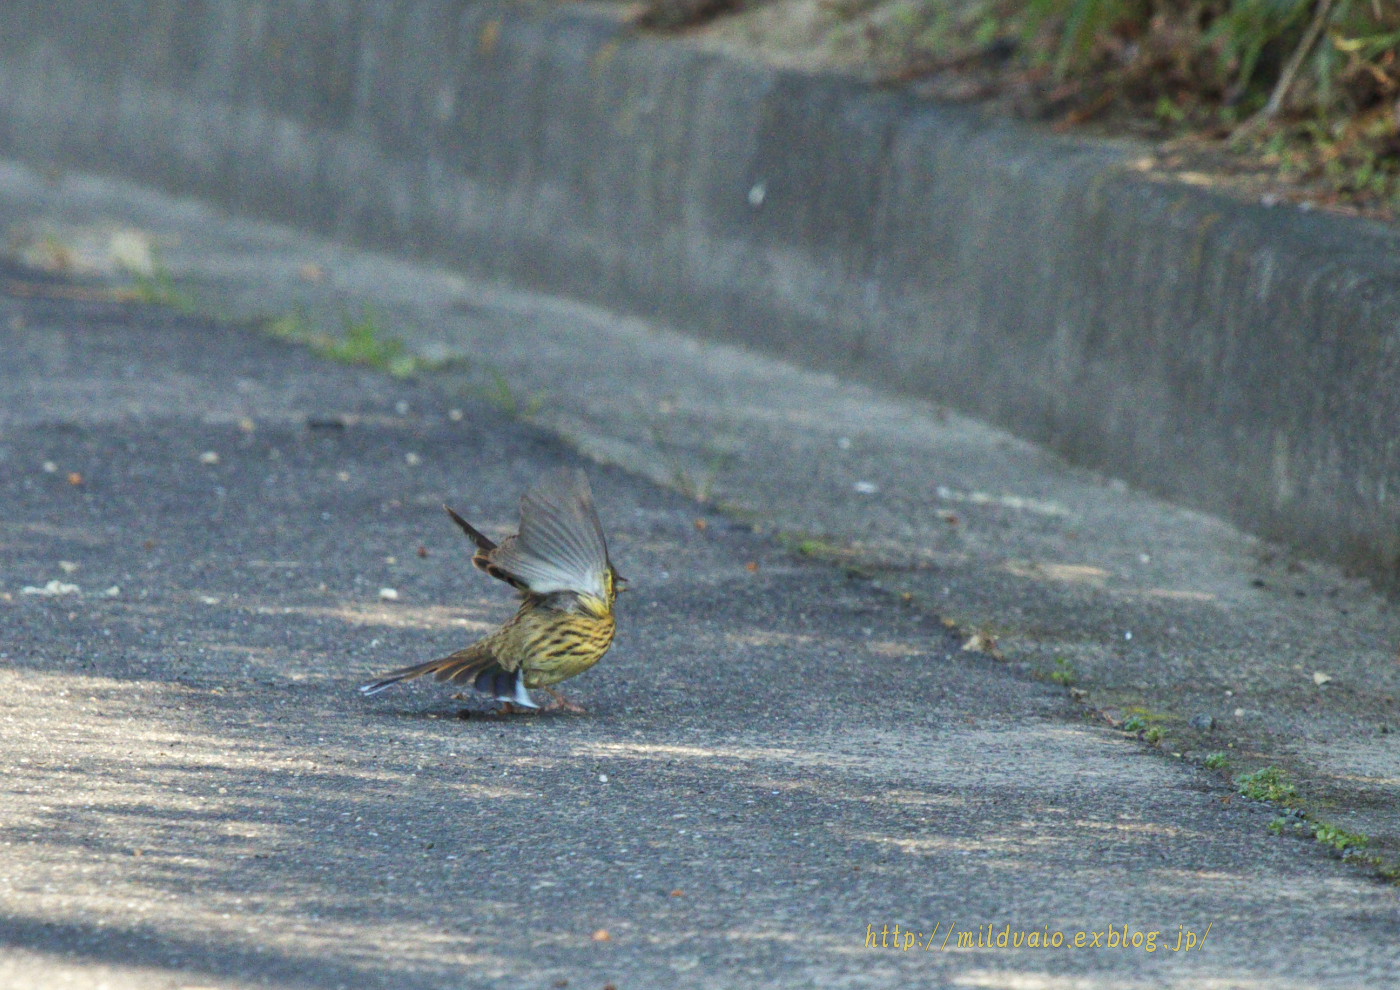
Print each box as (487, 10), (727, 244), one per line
(1235, 0), (1337, 138)
(2, 279), (139, 302)
(1053, 89), (1116, 131)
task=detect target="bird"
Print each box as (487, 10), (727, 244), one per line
(358, 468), (623, 712)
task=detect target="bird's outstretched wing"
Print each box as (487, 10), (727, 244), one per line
(449, 468), (610, 599)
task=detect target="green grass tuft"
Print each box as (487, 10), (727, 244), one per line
(261, 304), (460, 380)
(1312, 822), (1368, 854)
(1049, 656), (1076, 686)
(127, 256), (196, 312)
(1236, 766), (1298, 805)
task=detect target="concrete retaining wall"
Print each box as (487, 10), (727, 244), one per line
(4, 0), (1400, 586)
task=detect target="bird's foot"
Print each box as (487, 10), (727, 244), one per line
(541, 688), (588, 714)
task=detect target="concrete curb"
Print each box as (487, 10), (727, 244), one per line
(4, 0), (1400, 586)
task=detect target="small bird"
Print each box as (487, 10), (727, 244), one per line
(359, 468), (623, 711)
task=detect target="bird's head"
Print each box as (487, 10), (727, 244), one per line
(603, 565), (627, 609)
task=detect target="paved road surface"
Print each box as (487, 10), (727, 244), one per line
(0, 174), (1397, 988)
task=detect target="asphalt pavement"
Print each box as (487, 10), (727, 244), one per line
(1, 163), (1398, 989)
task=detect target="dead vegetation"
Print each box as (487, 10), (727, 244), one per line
(640, 0), (1400, 220)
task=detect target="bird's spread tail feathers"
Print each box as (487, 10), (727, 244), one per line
(358, 644), (538, 708)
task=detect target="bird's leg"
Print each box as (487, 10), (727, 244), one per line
(540, 688), (588, 714)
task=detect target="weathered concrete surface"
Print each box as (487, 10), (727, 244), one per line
(2, 199), (1400, 990)
(2, 1), (1400, 591)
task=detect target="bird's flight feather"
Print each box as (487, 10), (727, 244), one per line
(479, 468), (610, 598)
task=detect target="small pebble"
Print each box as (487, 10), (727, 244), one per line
(21, 580), (80, 596)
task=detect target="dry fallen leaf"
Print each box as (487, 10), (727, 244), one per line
(745, 561), (759, 572)
(694, 518), (708, 532)
(479, 20), (501, 54)
(961, 631), (1002, 659)
(67, 472), (84, 486)
(591, 929), (612, 942)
